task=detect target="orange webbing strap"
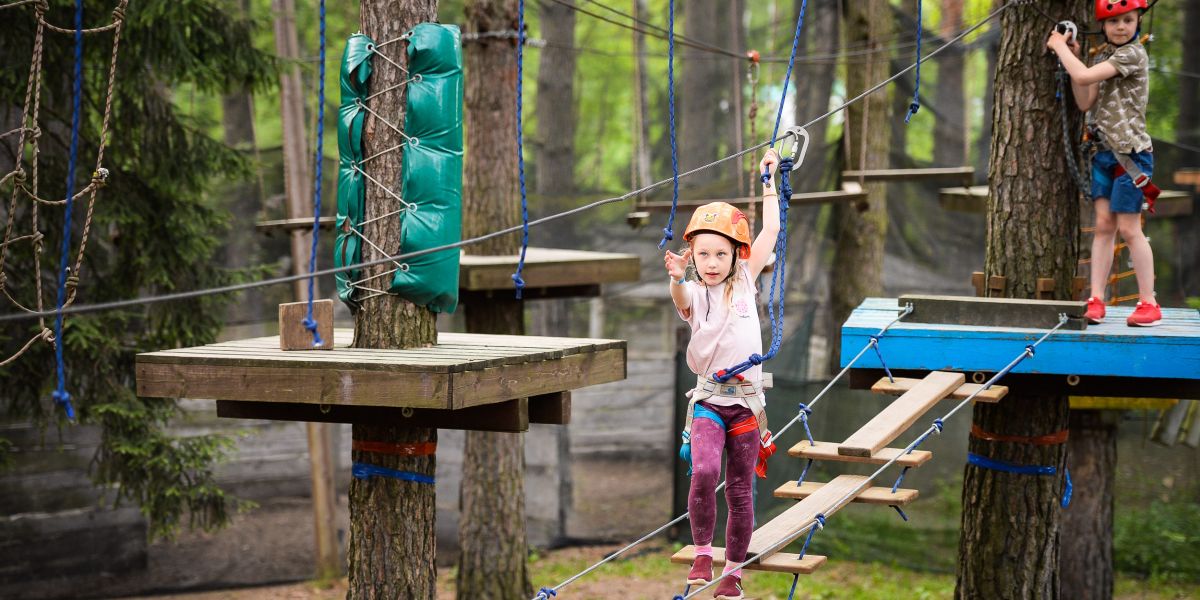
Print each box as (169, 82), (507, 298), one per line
(728, 416), (759, 437)
(352, 440), (438, 456)
(970, 424), (1069, 445)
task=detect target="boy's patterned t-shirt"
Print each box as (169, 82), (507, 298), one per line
(1090, 43), (1152, 154)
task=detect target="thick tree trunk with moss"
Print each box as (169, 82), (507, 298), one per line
(828, 0), (892, 375)
(456, 1), (530, 598)
(792, 0), (839, 193)
(933, 0), (966, 167)
(956, 3), (1087, 598)
(1060, 410), (1117, 600)
(348, 1), (440, 598)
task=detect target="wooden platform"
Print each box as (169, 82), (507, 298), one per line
(670, 545), (826, 575)
(459, 247), (639, 299)
(635, 189), (869, 212)
(838, 371), (963, 457)
(940, 185), (1193, 216)
(136, 329), (626, 416)
(1174, 168), (1200, 190)
(871, 376), (1008, 403)
(789, 440), (932, 467)
(774, 480), (918, 506)
(844, 166), (974, 183)
(842, 297), (1200, 398)
(748, 474), (866, 555)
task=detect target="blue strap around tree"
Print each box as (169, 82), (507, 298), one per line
(511, 0), (530, 297)
(303, 0), (328, 347)
(51, 0), (84, 420)
(968, 453), (1072, 508)
(905, 0), (924, 123)
(657, 0), (680, 250)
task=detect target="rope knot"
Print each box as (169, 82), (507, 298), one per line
(779, 157), (794, 175)
(31, 231), (44, 252)
(65, 275), (79, 290)
(511, 273), (525, 299)
(91, 168), (110, 187)
(657, 227), (674, 250)
(302, 316), (324, 347)
(28, 126), (40, 140)
(932, 418), (944, 434)
(51, 388), (74, 420)
(12, 168), (26, 184)
(748, 353), (763, 365)
(814, 513), (826, 529)
(1025, 344), (1036, 357)
(797, 402), (812, 416)
(536, 587), (557, 599)
(904, 102), (921, 123)
(112, 1), (128, 22)
(34, 0), (48, 16)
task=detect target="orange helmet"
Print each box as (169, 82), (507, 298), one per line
(683, 202), (753, 259)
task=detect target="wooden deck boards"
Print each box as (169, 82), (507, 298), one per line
(136, 329), (626, 410)
(459, 247), (639, 291)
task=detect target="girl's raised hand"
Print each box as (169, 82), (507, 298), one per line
(759, 149), (779, 181)
(664, 248), (691, 280)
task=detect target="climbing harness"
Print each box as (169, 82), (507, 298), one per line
(1088, 127), (1161, 213)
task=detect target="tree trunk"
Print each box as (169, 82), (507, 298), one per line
(680, 0), (732, 189)
(534, 0), (575, 197)
(973, 0), (1001, 184)
(956, 3), (1088, 598)
(631, 0), (652, 191)
(1179, 2), (1200, 148)
(457, 1), (530, 598)
(828, 0), (892, 376)
(1060, 410), (1117, 600)
(349, 1), (440, 598)
(933, 0), (966, 167)
(890, 0), (918, 166)
(220, 66), (262, 325)
(792, 0), (839, 193)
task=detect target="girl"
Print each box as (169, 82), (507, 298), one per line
(663, 149), (780, 600)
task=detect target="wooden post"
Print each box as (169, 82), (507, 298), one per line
(349, 1), (441, 597)
(272, 0), (339, 580)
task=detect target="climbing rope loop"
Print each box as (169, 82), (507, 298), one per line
(512, 0), (530, 298)
(657, 0), (680, 250)
(303, 0), (327, 348)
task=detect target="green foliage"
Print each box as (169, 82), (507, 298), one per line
(0, 0), (276, 538)
(1115, 500), (1200, 582)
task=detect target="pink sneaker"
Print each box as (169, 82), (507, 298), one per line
(1126, 301), (1162, 327)
(687, 554), (712, 585)
(1084, 297), (1105, 324)
(712, 574), (742, 600)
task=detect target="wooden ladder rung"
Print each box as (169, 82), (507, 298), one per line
(838, 371), (965, 457)
(747, 474), (867, 555)
(774, 480), (919, 506)
(871, 376), (1008, 403)
(789, 440), (932, 467)
(671, 545), (826, 575)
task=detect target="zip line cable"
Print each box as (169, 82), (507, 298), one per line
(1, 0), (1013, 325)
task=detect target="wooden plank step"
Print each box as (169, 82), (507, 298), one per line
(871, 376), (1008, 403)
(747, 474), (867, 555)
(843, 166), (974, 182)
(774, 480), (919, 506)
(899, 294), (1088, 330)
(670, 545), (826, 575)
(789, 440), (932, 467)
(838, 371), (964, 457)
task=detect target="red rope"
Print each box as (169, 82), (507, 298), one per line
(970, 424), (1069, 446)
(353, 440), (437, 456)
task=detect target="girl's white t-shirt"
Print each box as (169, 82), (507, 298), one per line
(675, 261), (764, 407)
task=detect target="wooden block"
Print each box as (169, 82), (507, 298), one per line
(774, 480), (919, 506)
(1173, 168), (1200, 187)
(988, 275), (1006, 297)
(279, 299), (334, 350)
(1036, 278), (1055, 300)
(789, 440), (932, 467)
(898, 294), (1087, 330)
(1069, 396), (1179, 411)
(839, 371), (964, 457)
(1072, 276), (1088, 300)
(748, 474), (867, 555)
(216, 398), (531, 433)
(871, 376), (1008, 403)
(529, 392), (570, 425)
(670, 545), (826, 575)
(971, 272), (985, 297)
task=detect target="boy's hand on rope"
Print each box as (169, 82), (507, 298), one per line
(1046, 30), (1079, 57)
(664, 248), (691, 281)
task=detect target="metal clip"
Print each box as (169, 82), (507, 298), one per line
(782, 126), (811, 167)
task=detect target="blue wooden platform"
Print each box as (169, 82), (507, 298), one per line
(842, 298), (1200, 388)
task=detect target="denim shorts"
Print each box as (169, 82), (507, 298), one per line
(1091, 149), (1154, 214)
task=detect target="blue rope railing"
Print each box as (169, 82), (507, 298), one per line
(302, 0), (327, 347)
(512, 0), (530, 297)
(657, 0), (680, 250)
(51, 0), (85, 420)
(905, 0), (923, 123)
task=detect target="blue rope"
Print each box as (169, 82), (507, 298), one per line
(769, 0), (808, 147)
(797, 402), (814, 446)
(967, 453), (1071, 508)
(534, 587), (557, 599)
(796, 458), (813, 486)
(890, 466), (911, 493)
(658, 0), (679, 250)
(786, 573), (801, 600)
(302, 0), (327, 348)
(869, 335), (894, 382)
(512, 0), (530, 297)
(891, 505), (909, 522)
(905, 0), (923, 123)
(797, 513), (825, 559)
(907, 418), (944, 455)
(351, 461), (435, 484)
(51, 0), (84, 421)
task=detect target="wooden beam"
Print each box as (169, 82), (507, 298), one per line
(838, 371), (964, 457)
(1173, 168), (1200, 187)
(635, 189), (869, 212)
(747, 474), (867, 554)
(789, 440), (933, 467)
(216, 398), (531, 432)
(459, 247), (639, 290)
(1069, 396), (1179, 410)
(774, 480), (919, 506)
(844, 166), (974, 182)
(256, 216), (337, 235)
(899, 294), (1088, 330)
(670, 545), (826, 575)
(529, 392), (571, 425)
(871, 376), (1008, 403)
(461, 284), (601, 302)
(942, 185), (1192, 216)
(850, 368), (1200, 402)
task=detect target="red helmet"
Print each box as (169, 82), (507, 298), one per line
(1095, 0), (1147, 21)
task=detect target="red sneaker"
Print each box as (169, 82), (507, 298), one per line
(1084, 296), (1106, 324)
(1126, 301), (1162, 327)
(687, 554), (712, 585)
(712, 574), (743, 600)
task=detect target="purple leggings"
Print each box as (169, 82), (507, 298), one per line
(688, 401), (758, 566)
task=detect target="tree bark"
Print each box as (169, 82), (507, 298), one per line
(456, 1), (530, 598)
(792, 0), (839, 193)
(680, 0), (733, 189)
(1060, 410), (1117, 600)
(349, 1), (440, 598)
(974, 0), (1002, 184)
(631, 0), (652, 191)
(933, 0), (966, 167)
(828, 0), (892, 376)
(534, 0), (575, 197)
(890, 0), (918, 165)
(956, 3), (1088, 598)
(1179, 1), (1200, 148)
